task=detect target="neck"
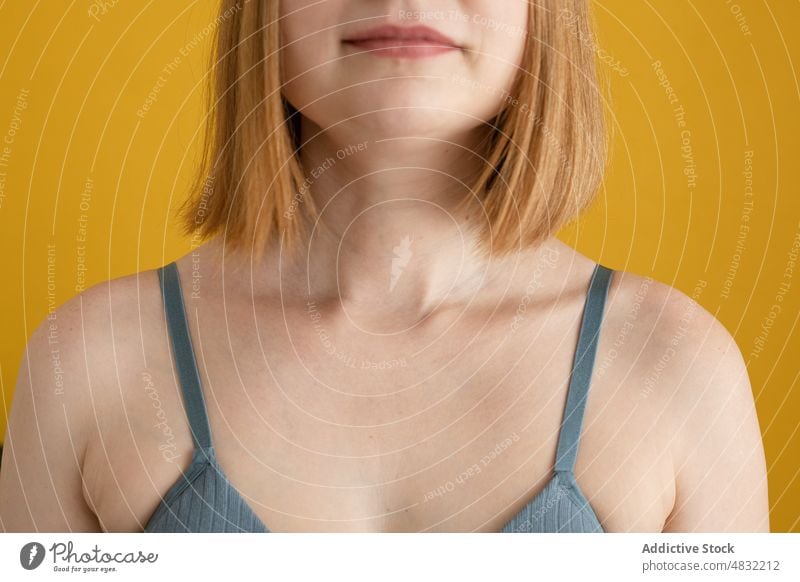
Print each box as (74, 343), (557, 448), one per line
(255, 118), (516, 320)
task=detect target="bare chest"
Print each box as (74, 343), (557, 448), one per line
(82, 301), (674, 532)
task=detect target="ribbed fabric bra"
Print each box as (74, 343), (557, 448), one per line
(144, 261), (614, 533)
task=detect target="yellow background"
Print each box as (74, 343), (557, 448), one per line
(0, 1), (798, 531)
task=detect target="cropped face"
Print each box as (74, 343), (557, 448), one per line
(279, 0), (530, 140)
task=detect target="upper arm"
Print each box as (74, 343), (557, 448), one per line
(659, 291), (769, 532)
(0, 297), (102, 532)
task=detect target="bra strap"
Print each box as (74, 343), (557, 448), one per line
(158, 261), (213, 452)
(554, 263), (614, 473)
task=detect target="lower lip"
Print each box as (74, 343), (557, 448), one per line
(343, 39), (459, 58)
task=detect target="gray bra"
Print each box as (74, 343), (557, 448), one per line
(145, 261), (614, 533)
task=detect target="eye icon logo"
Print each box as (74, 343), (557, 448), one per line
(20, 542), (46, 570)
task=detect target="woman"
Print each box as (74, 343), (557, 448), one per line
(0, 0), (768, 532)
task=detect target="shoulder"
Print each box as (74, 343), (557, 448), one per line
(603, 268), (749, 410)
(25, 267), (162, 369)
(602, 267), (768, 530)
(612, 266), (769, 532)
(1, 267), (168, 530)
(14, 267), (164, 442)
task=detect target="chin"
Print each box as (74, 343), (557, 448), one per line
(319, 86), (487, 139)
(349, 109), (476, 140)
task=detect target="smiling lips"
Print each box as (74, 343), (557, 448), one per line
(342, 24), (460, 58)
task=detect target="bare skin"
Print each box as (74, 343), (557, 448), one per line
(0, 236), (769, 532)
(0, 0), (769, 534)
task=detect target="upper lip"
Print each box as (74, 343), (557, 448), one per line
(342, 24), (459, 47)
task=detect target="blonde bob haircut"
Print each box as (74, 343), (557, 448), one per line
(180, 0), (608, 259)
